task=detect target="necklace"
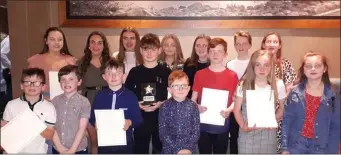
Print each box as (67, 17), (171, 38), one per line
(198, 59), (208, 63)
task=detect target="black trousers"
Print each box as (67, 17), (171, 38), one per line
(228, 113), (239, 154)
(198, 131), (229, 154)
(133, 122), (162, 154)
(98, 145), (133, 154)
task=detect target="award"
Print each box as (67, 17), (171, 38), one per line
(141, 83), (156, 106)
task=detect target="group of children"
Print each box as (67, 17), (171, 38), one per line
(0, 27), (340, 154)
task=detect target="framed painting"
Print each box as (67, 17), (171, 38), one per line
(58, 1), (340, 28)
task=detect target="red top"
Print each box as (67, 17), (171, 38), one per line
(192, 68), (238, 107)
(301, 92), (321, 138)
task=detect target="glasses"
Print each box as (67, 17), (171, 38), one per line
(304, 64), (323, 70)
(171, 84), (189, 90)
(22, 81), (44, 87)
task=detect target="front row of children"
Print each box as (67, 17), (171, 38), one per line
(1, 33), (340, 154)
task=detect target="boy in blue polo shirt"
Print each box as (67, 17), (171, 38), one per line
(89, 59), (143, 154)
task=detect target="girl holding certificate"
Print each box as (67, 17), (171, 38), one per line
(261, 32), (297, 152)
(233, 49), (286, 154)
(281, 52), (340, 154)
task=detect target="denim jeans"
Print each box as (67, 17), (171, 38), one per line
(288, 136), (325, 154)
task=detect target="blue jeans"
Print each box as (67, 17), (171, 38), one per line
(288, 136), (325, 154)
(46, 140), (53, 154)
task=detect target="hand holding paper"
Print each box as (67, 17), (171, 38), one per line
(197, 104), (207, 113)
(200, 88), (229, 126)
(246, 89), (278, 128)
(95, 109), (127, 146)
(123, 119), (132, 131)
(1, 108), (47, 153)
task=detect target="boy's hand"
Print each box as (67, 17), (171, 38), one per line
(148, 101), (162, 112)
(123, 119), (132, 131)
(58, 148), (70, 154)
(138, 101), (151, 112)
(0, 120), (7, 127)
(220, 108), (231, 119)
(281, 151), (289, 154)
(178, 149), (192, 154)
(197, 104), (207, 113)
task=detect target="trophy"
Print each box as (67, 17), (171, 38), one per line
(141, 83), (156, 106)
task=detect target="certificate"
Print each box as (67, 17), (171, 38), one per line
(200, 88), (229, 126)
(95, 109), (127, 146)
(246, 89), (278, 128)
(1, 108), (47, 153)
(49, 71), (63, 100)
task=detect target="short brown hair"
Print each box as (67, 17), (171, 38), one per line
(58, 65), (81, 82)
(140, 33), (160, 50)
(234, 30), (252, 45)
(21, 68), (46, 84)
(101, 58), (125, 74)
(168, 70), (189, 86)
(209, 38), (228, 53)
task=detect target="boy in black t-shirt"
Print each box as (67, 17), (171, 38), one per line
(125, 33), (171, 154)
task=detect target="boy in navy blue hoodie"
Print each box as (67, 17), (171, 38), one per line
(89, 59), (143, 154)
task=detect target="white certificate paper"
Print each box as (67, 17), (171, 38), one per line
(49, 71), (63, 100)
(1, 108), (47, 153)
(246, 89), (278, 128)
(200, 88), (229, 126)
(95, 109), (127, 146)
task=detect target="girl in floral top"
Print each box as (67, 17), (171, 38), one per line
(159, 34), (185, 71)
(261, 32), (296, 152)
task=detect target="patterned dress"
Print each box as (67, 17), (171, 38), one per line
(237, 80), (286, 154)
(275, 58), (297, 153)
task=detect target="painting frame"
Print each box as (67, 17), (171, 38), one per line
(58, 1), (340, 29)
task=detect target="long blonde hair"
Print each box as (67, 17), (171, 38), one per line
(239, 49), (279, 104)
(159, 34), (184, 70)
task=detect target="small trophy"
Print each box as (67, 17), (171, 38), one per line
(141, 83), (156, 106)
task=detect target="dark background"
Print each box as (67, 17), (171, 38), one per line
(0, 0), (8, 34)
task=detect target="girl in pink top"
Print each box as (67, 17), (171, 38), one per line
(28, 27), (77, 99)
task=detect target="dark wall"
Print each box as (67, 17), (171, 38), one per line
(0, 0), (8, 34)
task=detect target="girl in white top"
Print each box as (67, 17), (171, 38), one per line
(233, 49), (286, 154)
(226, 31), (252, 80)
(112, 27), (142, 77)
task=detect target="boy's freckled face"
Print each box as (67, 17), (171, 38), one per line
(168, 77), (190, 100)
(102, 67), (124, 87)
(208, 44), (227, 64)
(59, 72), (81, 94)
(20, 75), (46, 97)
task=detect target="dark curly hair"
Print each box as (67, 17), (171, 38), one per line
(79, 31), (111, 76)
